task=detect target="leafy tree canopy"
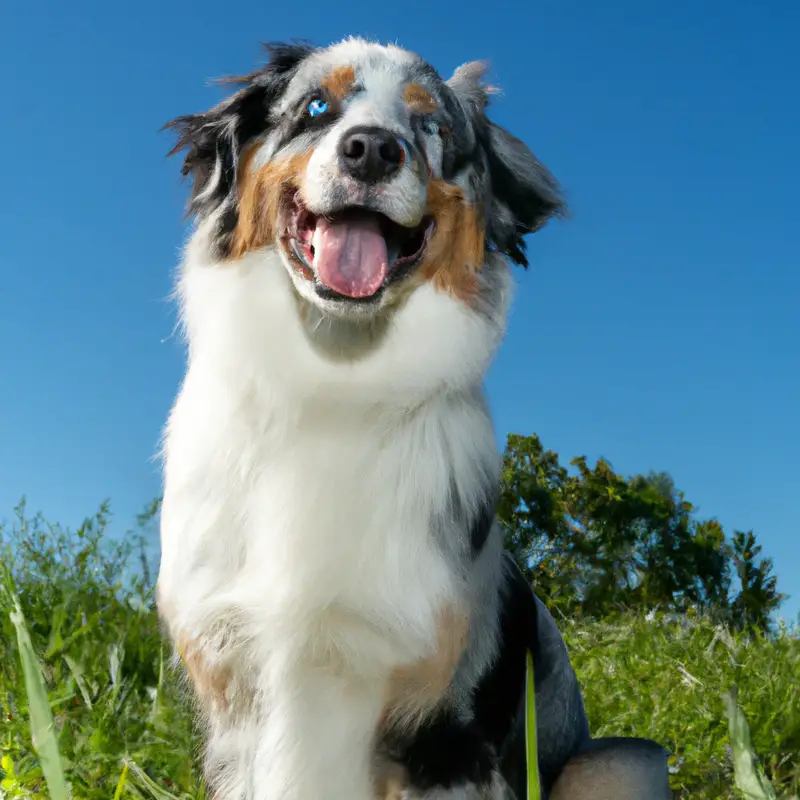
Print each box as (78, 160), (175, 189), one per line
(498, 433), (785, 632)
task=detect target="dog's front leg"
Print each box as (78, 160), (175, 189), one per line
(157, 572), (261, 800)
(156, 553), (248, 713)
(248, 660), (386, 800)
(157, 463), (255, 714)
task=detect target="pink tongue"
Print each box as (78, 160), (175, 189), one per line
(312, 215), (389, 298)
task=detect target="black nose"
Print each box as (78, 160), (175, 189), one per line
(338, 126), (404, 183)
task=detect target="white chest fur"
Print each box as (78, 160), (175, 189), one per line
(157, 244), (508, 800)
(162, 382), (493, 662)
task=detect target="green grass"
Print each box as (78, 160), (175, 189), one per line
(1, 503), (798, 799)
(561, 612), (799, 798)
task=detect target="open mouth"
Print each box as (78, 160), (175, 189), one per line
(282, 193), (433, 301)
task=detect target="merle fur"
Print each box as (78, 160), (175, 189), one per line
(163, 42), (316, 256)
(479, 122), (564, 267)
(437, 76), (566, 268)
(165, 40), (565, 267)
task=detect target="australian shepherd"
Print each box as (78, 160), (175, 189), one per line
(157, 37), (672, 800)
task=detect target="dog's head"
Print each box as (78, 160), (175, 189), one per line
(166, 38), (564, 321)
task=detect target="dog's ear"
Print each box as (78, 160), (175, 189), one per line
(482, 121), (565, 265)
(447, 61), (565, 266)
(164, 83), (266, 219)
(446, 60), (496, 114)
(163, 41), (315, 221)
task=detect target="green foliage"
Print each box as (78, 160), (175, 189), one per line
(3, 577), (69, 800)
(0, 430), (797, 798)
(563, 611), (799, 798)
(729, 531), (784, 633)
(499, 433), (786, 629)
(724, 687), (778, 800)
(0, 501), (202, 799)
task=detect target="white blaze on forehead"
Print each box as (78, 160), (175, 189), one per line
(338, 89), (408, 134)
(275, 38), (421, 117)
(265, 36), (449, 176)
(256, 37), (450, 226)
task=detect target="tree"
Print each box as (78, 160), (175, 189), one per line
(498, 433), (784, 630)
(729, 530), (785, 632)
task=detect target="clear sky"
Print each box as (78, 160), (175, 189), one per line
(1, 1), (797, 619)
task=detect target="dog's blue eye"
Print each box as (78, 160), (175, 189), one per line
(307, 98), (329, 117)
(422, 118), (440, 136)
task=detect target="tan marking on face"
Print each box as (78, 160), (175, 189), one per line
(176, 633), (231, 713)
(419, 180), (485, 302)
(322, 65), (357, 100)
(229, 148), (312, 261)
(403, 82), (437, 115)
(379, 605), (469, 734)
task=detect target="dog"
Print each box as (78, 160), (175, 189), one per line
(156, 37), (673, 800)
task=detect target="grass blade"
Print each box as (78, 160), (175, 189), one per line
(723, 686), (777, 800)
(124, 759), (182, 800)
(113, 763), (130, 800)
(7, 592), (70, 800)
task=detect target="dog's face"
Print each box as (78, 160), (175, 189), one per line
(167, 39), (564, 321)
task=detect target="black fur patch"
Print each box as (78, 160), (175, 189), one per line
(377, 559), (596, 798)
(382, 707), (496, 791)
(472, 554), (541, 750)
(163, 41), (315, 256)
(472, 556), (593, 797)
(469, 488), (498, 556)
(443, 474), (499, 559)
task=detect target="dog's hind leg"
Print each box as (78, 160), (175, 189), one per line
(548, 737), (672, 800)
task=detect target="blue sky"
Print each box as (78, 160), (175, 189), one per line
(1, 1), (798, 619)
